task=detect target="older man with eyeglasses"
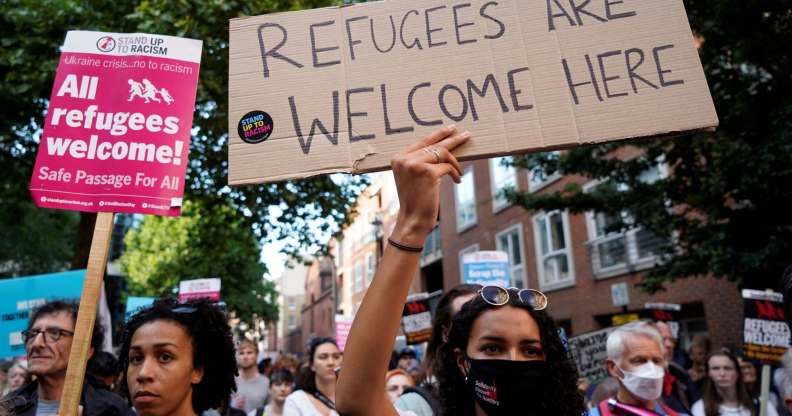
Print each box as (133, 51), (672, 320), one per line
(6, 300), (131, 416)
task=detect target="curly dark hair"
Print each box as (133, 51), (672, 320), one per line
(425, 284), (481, 379)
(437, 291), (585, 416)
(119, 297), (237, 413)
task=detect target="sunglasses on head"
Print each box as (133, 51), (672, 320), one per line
(478, 285), (548, 310)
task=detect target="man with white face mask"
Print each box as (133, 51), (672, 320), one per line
(588, 321), (686, 416)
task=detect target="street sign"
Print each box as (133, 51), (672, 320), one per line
(611, 282), (630, 307)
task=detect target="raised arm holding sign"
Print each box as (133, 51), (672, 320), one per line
(27, 30), (202, 416)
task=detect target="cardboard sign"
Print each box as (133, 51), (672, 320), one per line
(178, 278), (222, 301)
(0, 270), (86, 359)
(401, 291), (441, 345)
(335, 314), (354, 351)
(462, 251), (510, 287)
(569, 327), (615, 384)
(742, 289), (790, 364)
(228, 0), (717, 184)
(29, 31), (202, 216)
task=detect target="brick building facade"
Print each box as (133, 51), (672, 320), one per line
(435, 156), (744, 350)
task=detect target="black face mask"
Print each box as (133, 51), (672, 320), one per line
(464, 357), (548, 416)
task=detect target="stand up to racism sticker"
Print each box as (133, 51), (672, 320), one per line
(29, 31), (202, 216)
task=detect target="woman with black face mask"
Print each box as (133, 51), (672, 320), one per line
(335, 125), (586, 416)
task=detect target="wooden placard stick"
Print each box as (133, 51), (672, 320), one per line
(58, 212), (115, 416)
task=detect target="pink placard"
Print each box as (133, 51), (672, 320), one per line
(29, 31), (202, 216)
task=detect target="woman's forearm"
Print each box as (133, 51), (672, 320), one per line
(336, 225), (424, 416)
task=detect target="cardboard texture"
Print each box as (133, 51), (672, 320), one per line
(229, 0), (717, 184)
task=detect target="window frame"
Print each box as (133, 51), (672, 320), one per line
(495, 223), (527, 289)
(582, 160), (669, 279)
(532, 210), (576, 291)
(528, 151), (562, 193)
(489, 156), (517, 213)
(455, 166), (478, 232)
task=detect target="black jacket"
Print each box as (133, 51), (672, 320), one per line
(7, 379), (133, 416)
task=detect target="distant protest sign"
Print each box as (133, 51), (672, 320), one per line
(462, 251), (510, 287)
(402, 291), (442, 345)
(742, 289), (790, 364)
(29, 30), (202, 216)
(569, 327), (615, 384)
(228, 0), (718, 184)
(0, 271), (85, 359)
(335, 315), (354, 351)
(179, 278), (222, 302)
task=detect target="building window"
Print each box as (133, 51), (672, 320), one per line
(533, 211), (575, 290)
(584, 164), (669, 278)
(528, 151), (562, 192)
(365, 253), (376, 282)
(354, 260), (364, 292)
(496, 224), (526, 289)
(455, 167), (477, 232)
(490, 157), (516, 212)
(288, 298), (296, 310)
(458, 243), (480, 283)
(287, 316), (296, 330)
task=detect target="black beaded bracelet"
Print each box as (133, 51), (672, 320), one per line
(387, 237), (423, 253)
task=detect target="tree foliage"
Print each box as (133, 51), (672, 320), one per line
(120, 200), (278, 324)
(0, 0), (362, 275)
(506, 0), (792, 292)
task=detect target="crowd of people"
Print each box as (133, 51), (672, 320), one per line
(0, 126), (791, 416)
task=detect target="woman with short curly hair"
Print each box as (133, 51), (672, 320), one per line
(120, 298), (237, 416)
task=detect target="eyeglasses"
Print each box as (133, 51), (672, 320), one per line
(478, 286), (548, 310)
(21, 327), (75, 344)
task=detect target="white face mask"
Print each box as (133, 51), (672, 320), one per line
(618, 362), (665, 401)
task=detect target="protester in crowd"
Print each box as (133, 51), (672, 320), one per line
(5, 361), (30, 394)
(120, 297), (237, 416)
(393, 284), (480, 416)
(233, 340), (270, 413)
(385, 369), (415, 404)
(336, 126), (586, 416)
(775, 366), (792, 413)
(396, 348), (418, 372)
(588, 321), (676, 416)
(589, 377), (620, 411)
(258, 358), (274, 378)
(739, 355), (781, 413)
(0, 360), (8, 397)
(87, 350), (120, 391)
(689, 335), (713, 389)
(284, 337), (342, 415)
(691, 349), (777, 416)
(275, 354), (299, 377)
(654, 321), (700, 413)
(6, 300), (130, 416)
(203, 398), (247, 416)
(423, 284), (480, 382)
(775, 351), (792, 416)
(249, 368), (294, 416)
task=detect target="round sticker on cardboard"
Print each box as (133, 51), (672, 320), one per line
(238, 111), (273, 144)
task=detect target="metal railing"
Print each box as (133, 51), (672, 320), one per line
(586, 228), (669, 279)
